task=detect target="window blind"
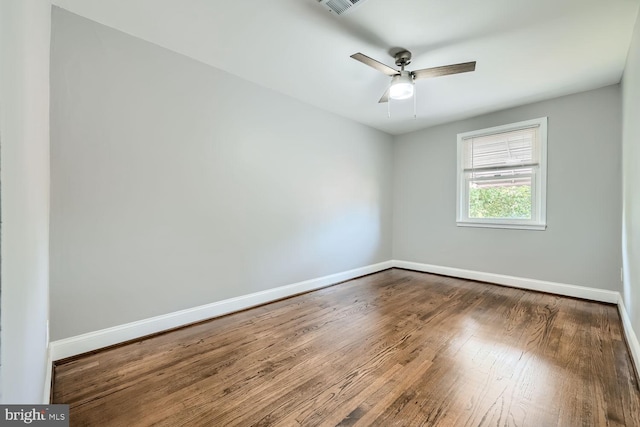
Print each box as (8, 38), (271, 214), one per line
(462, 125), (540, 172)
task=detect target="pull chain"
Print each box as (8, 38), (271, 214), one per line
(413, 84), (417, 119)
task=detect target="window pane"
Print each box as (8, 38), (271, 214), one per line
(468, 176), (532, 219)
(457, 117), (546, 229)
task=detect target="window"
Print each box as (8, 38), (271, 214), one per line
(456, 117), (547, 230)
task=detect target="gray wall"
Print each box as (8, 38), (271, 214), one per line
(393, 85), (622, 291)
(50, 9), (393, 340)
(0, 0), (51, 403)
(622, 11), (640, 337)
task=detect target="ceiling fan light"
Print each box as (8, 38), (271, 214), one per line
(389, 72), (414, 100)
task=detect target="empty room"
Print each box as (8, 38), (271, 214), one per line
(2, 0), (640, 425)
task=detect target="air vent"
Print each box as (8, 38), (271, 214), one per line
(317, 0), (366, 16)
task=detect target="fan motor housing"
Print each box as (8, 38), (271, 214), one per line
(395, 50), (412, 67)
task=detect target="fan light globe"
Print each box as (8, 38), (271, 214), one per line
(389, 72), (414, 100)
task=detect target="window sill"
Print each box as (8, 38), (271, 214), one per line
(456, 221), (546, 231)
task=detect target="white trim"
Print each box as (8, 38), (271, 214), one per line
(456, 222), (546, 231)
(392, 260), (619, 303)
(618, 296), (640, 379)
(49, 261), (393, 361)
(42, 346), (52, 404)
(457, 119), (544, 140)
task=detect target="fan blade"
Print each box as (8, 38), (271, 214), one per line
(351, 53), (398, 76)
(412, 61), (476, 80)
(378, 87), (390, 103)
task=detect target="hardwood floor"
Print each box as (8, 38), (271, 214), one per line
(53, 269), (640, 426)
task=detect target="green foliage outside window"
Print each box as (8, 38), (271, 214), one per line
(469, 185), (531, 219)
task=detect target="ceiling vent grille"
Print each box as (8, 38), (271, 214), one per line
(317, 0), (366, 16)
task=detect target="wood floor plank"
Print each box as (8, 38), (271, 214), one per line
(53, 269), (640, 426)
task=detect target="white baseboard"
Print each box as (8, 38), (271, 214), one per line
(50, 261), (393, 361)
(42, 346), (52, 404)
(392, 260), (620, 304)
(618, 296), (640, 378)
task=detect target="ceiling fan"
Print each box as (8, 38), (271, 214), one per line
(350, 50), (476, 103)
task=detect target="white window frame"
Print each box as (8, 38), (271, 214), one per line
(456, 117), (547, 231)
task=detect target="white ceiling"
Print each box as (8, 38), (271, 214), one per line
(52, 0), (639, 135)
